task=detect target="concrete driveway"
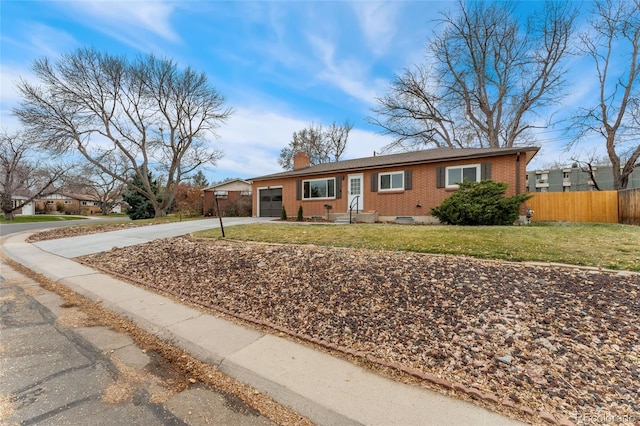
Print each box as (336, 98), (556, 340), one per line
(29, 217), (274, 258)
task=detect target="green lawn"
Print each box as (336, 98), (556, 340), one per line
(195, 222), (640, 271)
(0, 215), (89, 223)
(1, 213), (199, 225)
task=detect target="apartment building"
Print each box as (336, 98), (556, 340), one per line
(526, 165), (640, 192)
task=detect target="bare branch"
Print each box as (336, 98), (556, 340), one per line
(278, 121), (353, 170)
(370, 0), (577, 151)
(0, 130), (68, 219)
(570, 0), (640, 189)
(14, 48), (232, 218)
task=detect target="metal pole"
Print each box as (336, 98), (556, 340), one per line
(214, 196), (225, 237)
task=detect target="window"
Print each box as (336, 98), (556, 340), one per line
(303, 178), (335, 199)
(64, 200), (72, 205)
(379, 171), (404, 191)
(81, 201), (98, 206)
(535, 171), (549, 184)
(446, 164), (480, 187)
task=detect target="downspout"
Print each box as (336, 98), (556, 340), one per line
(515, 152), (521, 195)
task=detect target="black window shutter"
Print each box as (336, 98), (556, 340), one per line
(335, 176), (343, 199)
(404, 170), (412, 190)
(371, 173), (378, 192)
(481, 162), (492, 180)
(436, 167), (445, 188)
(296, 179), (302, 200)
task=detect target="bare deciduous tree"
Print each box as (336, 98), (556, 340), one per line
(14, 48), (232, 218)
(324, 120), (353, 161)
(0, 130), (67, 220)
(369, 0), (577, 151)
(66, 154), (130, 215)
(570, 0), (640, 190)
(570, 151), (613, 191)
(278, 120), (353, 170)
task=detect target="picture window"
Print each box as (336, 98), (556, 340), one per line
(303, 178), (335, 199)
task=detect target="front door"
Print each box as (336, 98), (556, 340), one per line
(348, 174), (363, 213)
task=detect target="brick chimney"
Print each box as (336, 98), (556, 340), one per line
(293, 151), (311, 170)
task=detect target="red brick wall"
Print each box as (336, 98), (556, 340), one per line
(253, 153), (529, 218)
(203, 190), (250, 216)
(253, 177), (347, 218)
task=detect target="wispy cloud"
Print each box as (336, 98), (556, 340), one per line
(0, 64), (38, 131)
(60, 1), (180, 51)
(214, 107), (307, 178)
(351, 2), (400, 57)
(306, 34), (381, 104)
(344, 128), (394, 159)
(1, 23), (77, 59)
(0, 64), (32, 106)
(209, 106), (392, 181)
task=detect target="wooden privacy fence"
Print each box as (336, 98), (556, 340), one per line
(526, 191), (620, 223)
(619, 188), (640, 225)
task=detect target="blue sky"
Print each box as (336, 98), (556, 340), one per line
(1, 1), (602, 183)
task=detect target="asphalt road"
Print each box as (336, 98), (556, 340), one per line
(0, 217), (126, 237)
(0, 257), (275, 426)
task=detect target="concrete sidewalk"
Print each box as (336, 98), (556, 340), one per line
(2, 220), (524, 425)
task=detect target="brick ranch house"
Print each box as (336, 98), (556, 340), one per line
(202, 179), (252, 217)
(35, 192), (103, 215)
(251, 147), (539, 223)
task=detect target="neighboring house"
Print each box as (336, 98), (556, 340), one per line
(202, 179), (252, 216)
(251, 147), (539, 223)
(9, 195), (35, 216)
(526, 166), (640, 192)
(35, 192), (102, 215)
(111, 202), (126, 214)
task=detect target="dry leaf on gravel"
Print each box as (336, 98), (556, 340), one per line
(78, 237), (640, 424)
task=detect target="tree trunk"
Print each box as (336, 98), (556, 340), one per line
(153, 206), (167, 218)
(617, 174), (630, 191)
(1, 193), (15, 221)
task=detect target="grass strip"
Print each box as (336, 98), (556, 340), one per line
(195, 222), (640, 271)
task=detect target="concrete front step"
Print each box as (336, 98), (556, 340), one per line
(395, 216), (415, 224)
(334, 216), (352, 224)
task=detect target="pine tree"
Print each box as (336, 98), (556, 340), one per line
(123, 172), (160, 220)
(192, 170), (209, 188)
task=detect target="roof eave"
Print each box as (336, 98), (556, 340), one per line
(252, 147), (540, 181)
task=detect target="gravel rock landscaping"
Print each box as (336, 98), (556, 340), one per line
(26, 223), (146, 242)
(76, 236), (640, 425)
